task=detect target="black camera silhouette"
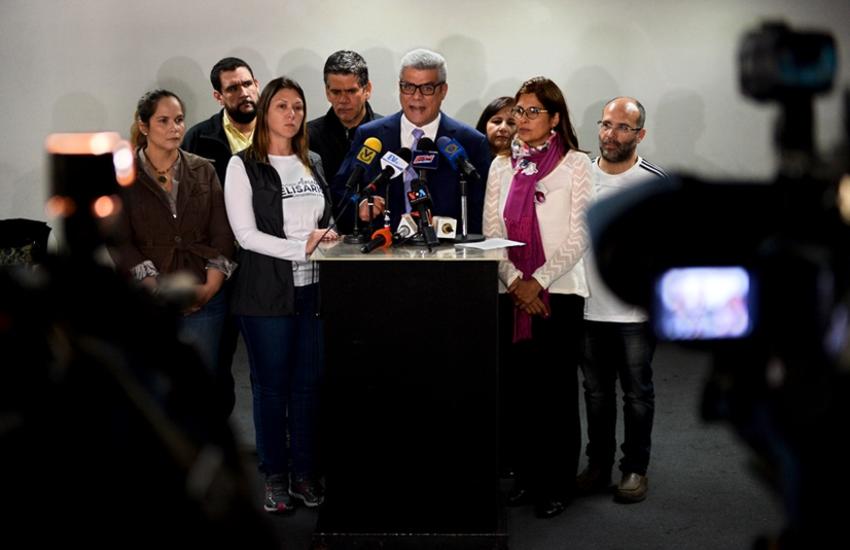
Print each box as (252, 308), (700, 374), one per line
(589, 21), (849, 548)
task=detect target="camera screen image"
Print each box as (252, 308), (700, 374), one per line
(654, 266), (754, 341)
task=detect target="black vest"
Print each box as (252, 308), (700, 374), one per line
(229, 151), (332, 316)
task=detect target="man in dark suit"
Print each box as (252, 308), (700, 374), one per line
(333, 48), (491, 235)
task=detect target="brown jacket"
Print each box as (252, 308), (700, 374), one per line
(112, 149), (234, 283)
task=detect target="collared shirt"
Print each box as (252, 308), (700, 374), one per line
(222, 111), (254, 154)
(400, 113), (441, 148)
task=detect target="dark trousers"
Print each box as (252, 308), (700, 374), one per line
(581, 320), (656, 475)
(501, 293), (583, 501)
(237, 284), (324, 478)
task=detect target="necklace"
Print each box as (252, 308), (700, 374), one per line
(146, 151), (178, 184)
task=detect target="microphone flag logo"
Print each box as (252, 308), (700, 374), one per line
(357, 145), (379, 164)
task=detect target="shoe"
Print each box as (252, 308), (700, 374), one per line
(615, 472), (648, 503)
(289, 476), (325, 508)
(506, 485), (532, 507)
(534, 498), (568, 519)
(576, 465), (612, 495)
(264, 474), (295, 514)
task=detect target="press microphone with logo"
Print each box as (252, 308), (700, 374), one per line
(406, 137), (440, 249)
(343, 136), (383, 193)
(361, 147), (411, 196)
(393, 213), (419, 243)
(360, 226), (393, 253)
(435, 136), (485, 243)
(436, 136), (480, 181)
(341, 137), (382, 244)
(411, 137), (440, 185)
(408, 136), (438, 220)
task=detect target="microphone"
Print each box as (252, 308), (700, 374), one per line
(408, 137), (440, 248)
(360, 226), (393, 253)
(361, 148), (412, 195)
(436, 136), (480, 181)
(432, 216), (457, 239)
(410, 137), (440, 177)
(343, 136), (383, 191)
(393, 213), (419, 242)
(435, 136), (485, 243)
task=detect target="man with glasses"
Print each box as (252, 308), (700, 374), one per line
(308, 50), (382, 188)
(578, 96), (666, 504)
(182, 57), (260, 421)
(333, 48), (490, 235)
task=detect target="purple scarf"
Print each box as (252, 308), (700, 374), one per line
(504, 133), (565, 342)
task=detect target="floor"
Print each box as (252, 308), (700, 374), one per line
(230, 341), (785, 550)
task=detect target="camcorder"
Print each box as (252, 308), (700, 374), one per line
(589, 21), (848, 548)
(0, 135), (278, 547)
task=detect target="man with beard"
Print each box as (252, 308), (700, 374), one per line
(577, 96), (666, 504)
(183, 57), (260, 186)
(308, 50), (382, 188)
(182, 57), (260, 421)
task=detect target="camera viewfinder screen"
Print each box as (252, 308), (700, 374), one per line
(654, 267), (753, 340)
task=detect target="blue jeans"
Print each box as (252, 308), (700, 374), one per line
(581, 320), (656, 475)
(237, 284), (323, 478)
(179, 288), (227, 374)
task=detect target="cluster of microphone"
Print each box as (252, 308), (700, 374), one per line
(342, 134), (482, 254)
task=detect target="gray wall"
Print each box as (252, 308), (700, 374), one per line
(1, 0), (848, 221)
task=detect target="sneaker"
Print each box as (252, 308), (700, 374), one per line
(289, 476), (324, 508)
(264, 474), (295, 514)
(576, 465), (612, 495)
(615, 472), (648, 503)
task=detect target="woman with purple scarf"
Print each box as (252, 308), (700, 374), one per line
(483, 76), (593, 519)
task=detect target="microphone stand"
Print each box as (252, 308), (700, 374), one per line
(453, 171), (484, 243)
(343, 181), (369, 244)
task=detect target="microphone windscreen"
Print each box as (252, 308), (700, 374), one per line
(417, 137), (436, 151)
(357, 137), (383, 166)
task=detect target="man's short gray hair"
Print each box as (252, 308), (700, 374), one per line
(399, 49), (447, 82)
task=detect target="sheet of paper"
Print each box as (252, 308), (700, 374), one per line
(454, 238), (525, 250)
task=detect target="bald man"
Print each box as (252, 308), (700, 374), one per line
(578, 97), (666, 504)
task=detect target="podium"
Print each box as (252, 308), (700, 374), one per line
(311, 242), (506, 549)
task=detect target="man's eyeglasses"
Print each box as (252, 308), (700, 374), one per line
(511, 106), (549, 120)
(597, 121), (642, 134)
(399, 81), (445, 96)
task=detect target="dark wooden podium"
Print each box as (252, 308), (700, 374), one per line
(311, 242), (506, 549)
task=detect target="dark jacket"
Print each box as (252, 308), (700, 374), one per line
(230, 151), (332, 316)
(333, 111), (491, 234)
(113, 149), (234, 283)
(182, 110), (234, 187)
(307, 102), (381, 186)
